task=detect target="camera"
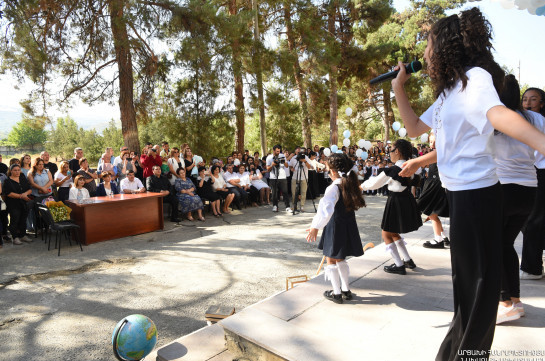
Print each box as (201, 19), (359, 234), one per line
(296, 149), (306, 161)
(273, 156), (285, 166)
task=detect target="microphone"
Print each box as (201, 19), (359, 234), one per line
(369, 61), (422, 85)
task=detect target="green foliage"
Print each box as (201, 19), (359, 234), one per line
(7, 115), (47, 150)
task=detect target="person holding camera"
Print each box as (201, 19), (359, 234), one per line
(266, 145), (291, 213)
(289, 148), (311, 212)
(140, 145), (162, 180)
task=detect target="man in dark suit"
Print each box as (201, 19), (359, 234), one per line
(146, 166), (180, 223)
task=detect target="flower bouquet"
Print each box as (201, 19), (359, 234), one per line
(45, 200), (72, 222)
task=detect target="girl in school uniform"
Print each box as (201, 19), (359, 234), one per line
(306, 153), (366, 304)
(416, 134), (450, 249)
(392, 8), (545, 361)
(361, 139), (422, 275)
(494, 75), (545, 324)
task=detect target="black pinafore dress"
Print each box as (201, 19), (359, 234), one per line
(318, 186), (364, 259)
(417, 163), (449, 217)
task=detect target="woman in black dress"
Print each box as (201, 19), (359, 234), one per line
(197, 167), (222, 217)
(417, 134), (450, 249)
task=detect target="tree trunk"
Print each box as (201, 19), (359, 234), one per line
(327, 7), (338, 147)
(109, 0), (140, 152)
(252, 0), (267, 156)
(229, 0), (245, 154)
(284, 1), (312, 148)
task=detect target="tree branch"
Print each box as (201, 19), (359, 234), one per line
(63, 59), (116, 101)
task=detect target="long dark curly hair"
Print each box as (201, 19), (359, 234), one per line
(429, 7), (504, 98)
(327, 153), (365, 212)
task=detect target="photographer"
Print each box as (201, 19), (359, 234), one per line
(266, 144), (291, 213)
(289, 148), (311, 212)
(140, 145), (162, 180)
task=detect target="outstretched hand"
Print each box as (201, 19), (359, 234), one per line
(306, 228), (318, 243)
(399, 158), (420, 177)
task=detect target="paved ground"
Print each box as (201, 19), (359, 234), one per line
(0, 196), (390, 361)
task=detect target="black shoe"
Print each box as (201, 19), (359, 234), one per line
(341, 290), (353, 300)
(323, 290), (343, 304)
(404, 259), (417, 269)
(170, 218), (181, 223)
(384, 263), (407, 275)
(423, 240), (444, 249)
(443, 237), (450, 248)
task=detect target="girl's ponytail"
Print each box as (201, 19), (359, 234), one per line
(328, 153), (366, 211)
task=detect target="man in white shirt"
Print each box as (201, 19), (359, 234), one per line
(223, 164), (243, 209)
(289, 148), (311, 212)
(120, 170), (146, 194)
(266, 144), (291, 213)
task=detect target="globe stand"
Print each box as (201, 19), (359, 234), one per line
(113, 319), (145, 361)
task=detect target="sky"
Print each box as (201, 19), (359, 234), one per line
(0, 0), (543, 134)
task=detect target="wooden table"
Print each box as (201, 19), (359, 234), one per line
(66, 193), (165, 245)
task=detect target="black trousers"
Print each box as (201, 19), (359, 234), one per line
(500, 184), (536, 301)
(437, 183), (502, 361)
(8, 204), (29, 239)
(521, 168), (545, 275)
(0, 209), (8, 236)
(270, 179), (290, 208)
(163, 193), (179, 220)
(58, 187), (70, 202)
(228, 187), (242, 209)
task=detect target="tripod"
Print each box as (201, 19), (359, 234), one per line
(292, 160), (317, 215)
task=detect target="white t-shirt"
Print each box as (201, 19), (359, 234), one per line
(266, 154), (287, 180)
(54, 171), (73, 188)
(289, 156), (310, 181)
(529, 111), (545, 169)
(119, 178), (144, 192)
(238, 172), (251, 187)
(494, 110), (542, 187)
(420, 67), (503, 191)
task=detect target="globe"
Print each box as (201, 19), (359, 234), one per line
(112, 314), (158, 361)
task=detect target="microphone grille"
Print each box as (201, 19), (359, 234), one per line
(410, 61), (423, 73)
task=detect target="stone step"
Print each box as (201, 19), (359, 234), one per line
(144, 323), (234, 361)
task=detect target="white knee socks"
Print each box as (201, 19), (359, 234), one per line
(324, 264), (341, 295)
(395, 238), (412, 261)
(386, 243), (404, 267)
(336, 260), (350, 292)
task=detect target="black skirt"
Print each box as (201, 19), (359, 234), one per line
(417, 164), (449, 217)
(318, 186), (364, 259)
(381, 188), (423, 233)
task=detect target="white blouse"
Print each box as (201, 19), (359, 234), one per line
(310, 178), (341, 230)
(69, 187), (90, 201)
(360, 160), (407, 193)
(211, 174), (227, 190)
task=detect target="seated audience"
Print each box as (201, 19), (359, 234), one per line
(248, 163), (270, 204)
(197, 167), (222, 217)
(96, 172), (120, 196)
(223, 164), (243, 209)
(146, 165), (180, 222)
(174, 168), (204, 221)
(210, 165), (235, 214)
(119, 170), (146, 194)
(69, 175), (91, 202)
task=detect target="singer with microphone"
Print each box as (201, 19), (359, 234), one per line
(390, 8), (545, 361)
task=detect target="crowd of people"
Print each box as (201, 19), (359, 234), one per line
(0, 138), (439, 248)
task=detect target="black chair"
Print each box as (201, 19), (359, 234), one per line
(37, 205), (82, 256)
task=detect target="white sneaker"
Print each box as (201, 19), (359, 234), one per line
(513, 302), (525, 317)
(21, 235), (33, 243)
(272, 205), (278, 212)
(520, 270), (542, 280)
(300, 206), (304, 212)
(286, 207), (292, 213)
(496, 305), (521, 325)
(13, 238), (23, 245)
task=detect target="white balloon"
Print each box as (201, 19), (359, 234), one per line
(392, 121), (401, 131)
(343, 130), (351, 139)
(410, 137), (417, 140)
(420, 133), (429, 143)
(233, 158), (240, 166)
(356, 149), (364, 158)
(515, 0), (530, 9)
(531, 0), (545, 7)
(331, 145), (338, 152)
(358, 139), (365, 148)
(345, 107), (353, 116)
(323, 148), (331, 156)
(527, 5), (537, 13)
(361, 151), (368, 159)
(336, 150), (343, 154)
(398, 128), (407, 137)
(343, 138), (351, 147)
(365, 141), (373, 150)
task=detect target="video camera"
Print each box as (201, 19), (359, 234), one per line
(296, 149), (306, 162)
(273, 155), (285, 166)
